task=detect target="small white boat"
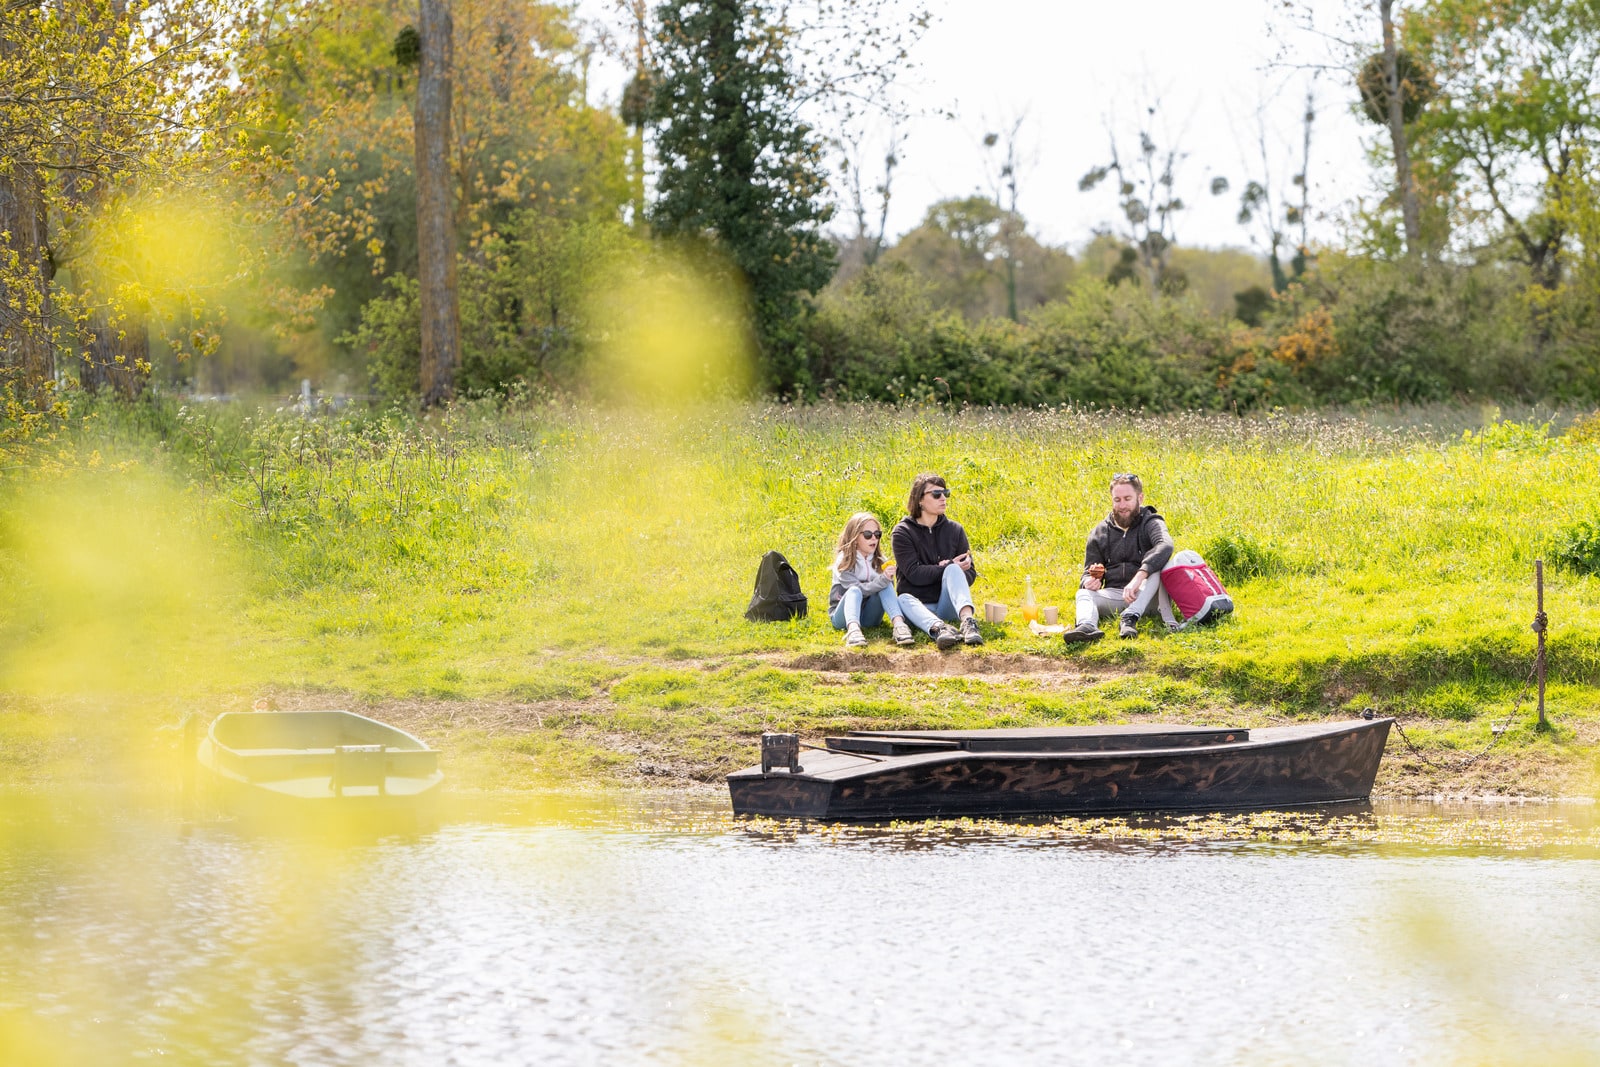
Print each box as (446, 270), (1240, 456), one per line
(197, 710), (443, 814)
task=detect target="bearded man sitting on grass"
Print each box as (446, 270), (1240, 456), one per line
(1063, 472), (1174, 644)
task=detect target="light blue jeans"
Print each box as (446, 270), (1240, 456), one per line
(898, 564), (975, 635)
(830, 585), (906, 630)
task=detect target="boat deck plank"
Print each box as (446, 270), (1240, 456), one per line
(854, 724), (1236, 740)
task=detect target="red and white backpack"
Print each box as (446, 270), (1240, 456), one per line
(1156, 549), (1234, 630)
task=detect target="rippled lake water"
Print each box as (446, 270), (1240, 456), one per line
(3, 792), (1598, 1065)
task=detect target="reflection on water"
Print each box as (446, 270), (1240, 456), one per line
(2, 791), (1598, 1065)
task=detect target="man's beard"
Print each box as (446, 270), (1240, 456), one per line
(1113, 504), (1139, 526)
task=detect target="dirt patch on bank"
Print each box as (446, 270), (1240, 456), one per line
(1375, 719), (1600, 799)
(245, 687), (1596, 798)
(254, 690), (571, 735)
(250, 689), (725, 783)
(773, 650), (1131, 682)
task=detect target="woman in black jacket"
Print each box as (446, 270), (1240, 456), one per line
(890, 473), (983, 649)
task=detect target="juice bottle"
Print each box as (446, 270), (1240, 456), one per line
(1021, 575), (1039, 624)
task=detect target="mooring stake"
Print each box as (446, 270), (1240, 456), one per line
(1389, 563), (1552, 765)
(1534, 559), (1549, 731)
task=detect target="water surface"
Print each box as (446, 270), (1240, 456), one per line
(3, 793), (1597, 1065)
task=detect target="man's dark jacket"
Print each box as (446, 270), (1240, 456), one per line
(1083, 505), (1173, 590)
(892, 514), (978, 604)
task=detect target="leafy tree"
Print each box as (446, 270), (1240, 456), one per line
(1407, 0), (1600, 288)
(1536, 151), (1600, 390)
(881, 196), (1074, 321)
(1079, 99), (1227, 296)
(1233, 285), (1273, 327)
(1357, 1), (1433, 256)
(1236, 88), (1318, 292)
(1079, 234), (1269, 318)
(648, 0), (837, 392)
(347, 214), (634, 400)
(0, 0), (248, 404)
(1167, 247), (1272, 318)
(240, 0), (629, 395)
(981, 118), (1027, 322)
(833, 119), (903, 273)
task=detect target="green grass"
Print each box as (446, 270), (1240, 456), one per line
(2, 397), (1598, 794)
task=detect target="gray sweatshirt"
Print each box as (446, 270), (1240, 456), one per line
(828, 552), (893, 610)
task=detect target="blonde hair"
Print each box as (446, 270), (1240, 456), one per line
(834, 512), (887, 574)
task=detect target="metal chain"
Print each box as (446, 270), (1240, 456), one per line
(1387, 649), (1541, 772)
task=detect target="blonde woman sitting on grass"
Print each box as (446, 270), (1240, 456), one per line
(829, 512), (916, 648)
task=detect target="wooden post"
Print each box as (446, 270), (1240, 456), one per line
(1536, 559), (1548, 730)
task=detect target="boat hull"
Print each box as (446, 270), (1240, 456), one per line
(198, 710), (443, 818)
(728, 719), (1391, 820)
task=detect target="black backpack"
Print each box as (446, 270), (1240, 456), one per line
(745, 550), (808, 621)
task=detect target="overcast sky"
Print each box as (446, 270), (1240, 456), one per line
(578, 0), (1381, 253)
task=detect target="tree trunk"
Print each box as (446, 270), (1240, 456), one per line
(1005, 257), (1018, 321)
(81, 300), (150, 399)
(415, 0), (460, 408)
(631, 0), (648, 230)
(0, 166), (55, 398)
(79, 0), (150, 400)
(1380, 0), (1422, 257)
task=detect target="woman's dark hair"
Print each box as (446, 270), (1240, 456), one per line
(906, 473), (947, 520)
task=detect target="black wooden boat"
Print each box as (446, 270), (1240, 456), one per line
(727, 718), (1391, 819)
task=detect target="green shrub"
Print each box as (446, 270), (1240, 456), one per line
(804, 273), (1263, 410)
(1267, 254), (1540, 404)
(1460, 417), (1555, 454)
(344, 216), (633, 401)
(1565, 410), (1600, 443)
(343, 239), (1591, 411)
(1203, 533), (1286, 584)
(1553, 516), (1600, 576)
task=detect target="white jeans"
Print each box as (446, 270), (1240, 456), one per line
(1075, 573), (1163, 628)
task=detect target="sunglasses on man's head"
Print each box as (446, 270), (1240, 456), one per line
(860, 530), (882, 539)
(925, 489), (950, 499)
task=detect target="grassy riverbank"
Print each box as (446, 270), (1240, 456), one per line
(2, 399), (1599, 798)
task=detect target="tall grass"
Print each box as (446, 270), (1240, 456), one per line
(3, 397), (1598, 786)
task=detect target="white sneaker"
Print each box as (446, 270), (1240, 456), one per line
(844, 622), (867, 648)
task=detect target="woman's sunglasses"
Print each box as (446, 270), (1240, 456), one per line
(925, 489), (950, 499)
(860, 530), (882, 539)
